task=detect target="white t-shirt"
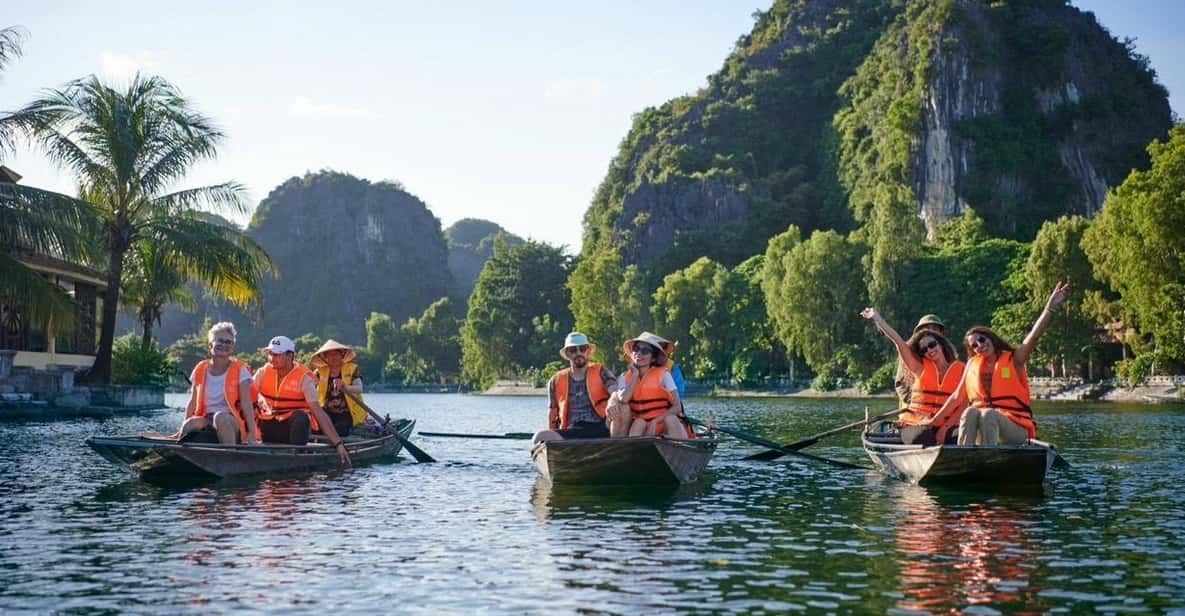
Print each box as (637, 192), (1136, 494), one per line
(202, 364), (250, 414)
(617, 370), (678, 393)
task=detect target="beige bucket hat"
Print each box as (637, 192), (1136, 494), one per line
(310, 339), (357, 368)
(622, 331), (677, 358)
(559, 331), (597, 359)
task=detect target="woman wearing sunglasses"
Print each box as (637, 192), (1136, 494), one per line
(617, 332), (689, 439)
(924, 282), (1070, 445)
(861, 308), (964, 444)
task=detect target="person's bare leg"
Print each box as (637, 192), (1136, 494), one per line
(981, 408), (1003, 446)
(628, 418), (647, 437)
(533, 429), (562, 444)
(176, 416), (210, 441)
(958, 409), (981, 446)
(212, 412), (240, 444)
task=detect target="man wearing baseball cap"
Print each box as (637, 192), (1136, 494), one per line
(253, 335), (350, 466)
(895, 315), (946, 406)
(533, 332), (620, 443)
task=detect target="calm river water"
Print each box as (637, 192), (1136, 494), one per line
(2, 394), (1184, 614)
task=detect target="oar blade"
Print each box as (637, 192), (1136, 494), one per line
(396, 433), (436, 463)
(741, 437), (820, 461)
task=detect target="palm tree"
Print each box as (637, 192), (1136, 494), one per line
(120, 213), (272, 351)
(3, 74), (267, 383)
(2, 26), (99, 339)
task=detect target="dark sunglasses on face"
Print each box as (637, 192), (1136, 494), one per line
(567, 345), (590, 354)
(970, 335), (989, 350)
(213, 338), (235, 345)
(919, 340), (939, 352)
(632, 345), (654, 355)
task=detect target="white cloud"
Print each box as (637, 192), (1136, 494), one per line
(543, 77), (606, 105)
(288, 96), (382, 120)
(99, 50), (163, 82)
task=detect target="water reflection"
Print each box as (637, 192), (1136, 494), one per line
(888, 483), (1050, 613)
(529, 475), (715, 522)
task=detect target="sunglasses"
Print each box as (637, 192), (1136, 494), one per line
(969, 335), (990, 350)
(919, 340), (939, 352)
(567, 345), (590, 354)
(212, 338), (235, 345)
(631, 345), (654, 355)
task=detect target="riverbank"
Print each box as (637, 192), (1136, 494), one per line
(481, 379), (1183, 403)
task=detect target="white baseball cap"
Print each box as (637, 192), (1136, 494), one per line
(260, 335), (296, 354)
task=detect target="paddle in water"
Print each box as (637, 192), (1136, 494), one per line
(344, 391), (436, 463)
(743, 408), (907, 461)
(419, 431), (534, 440)
(685, 417), (869, 470)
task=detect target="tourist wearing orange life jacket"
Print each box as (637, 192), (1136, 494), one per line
(923, 282), (1070, 446)
(533, 332), (621, 444)
(895, 314), (948, 406)
(174, 321), (260, 445)
(861, 308), (965, 445)
(617, 332), (690, 439)
(253, 335), (351, 467)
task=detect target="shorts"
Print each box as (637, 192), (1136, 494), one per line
(556, 422), (610, 440)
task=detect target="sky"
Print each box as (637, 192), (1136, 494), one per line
(1, 1), (1182, 253)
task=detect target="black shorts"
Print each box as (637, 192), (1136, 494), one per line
(315, 412), (353, 437)
(556, 422), (609, 440)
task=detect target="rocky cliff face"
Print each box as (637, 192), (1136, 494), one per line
(246, 171), (453, 344)
(904, 0), (1172, 238)
(581, 0), (1171, 273)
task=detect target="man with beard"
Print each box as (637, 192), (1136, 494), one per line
(533, 332), (621, 443)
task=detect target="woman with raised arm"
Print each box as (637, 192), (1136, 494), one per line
(861, 308), (964, 445)
(924, 282), (1070, 446)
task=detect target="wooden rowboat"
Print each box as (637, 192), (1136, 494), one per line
(86, 419), (415, 483)
(532, 434), (717, 485)
(862, 420), (1056, 486)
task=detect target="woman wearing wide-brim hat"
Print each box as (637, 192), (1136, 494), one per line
(614, 332), (690, 439)
(309, 339), (366, 437)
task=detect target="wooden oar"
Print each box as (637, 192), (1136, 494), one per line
(743, 408), (907, 461)
(420, 431), (534, 440)
(344, 391), (436, 463)
(685, 417), (870, 471)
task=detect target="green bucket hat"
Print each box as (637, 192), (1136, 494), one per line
(914, 314), (946, 332)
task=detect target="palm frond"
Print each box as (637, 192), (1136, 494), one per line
(139, 214), (274, 307)
(0, 26), (29, 154)
(0, 26), (26, 72)
(150, 182), (249, 216)
(0, 183), (100, 262)
(0, 251), (78, 336)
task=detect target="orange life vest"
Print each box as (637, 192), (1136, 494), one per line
(553, 364), (610, 429)
(191, 358), (254, 437)
(903, 359), (966, 427)
(965, 351), (1036, 439)
(256, 362), (319, 431)
(624, 367), (695, 439)
(624, 368), (674, 420)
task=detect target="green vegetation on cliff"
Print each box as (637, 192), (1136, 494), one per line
(246, 170), (453, 347)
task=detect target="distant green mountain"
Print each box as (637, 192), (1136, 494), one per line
(579, 0), (1171, 283)
(444, 218), (524, 302)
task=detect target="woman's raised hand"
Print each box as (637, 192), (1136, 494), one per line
(860, 307), (879, 320)
(1045, 281), (1071, 312)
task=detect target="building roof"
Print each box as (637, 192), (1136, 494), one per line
(0, 165), (23, 184)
